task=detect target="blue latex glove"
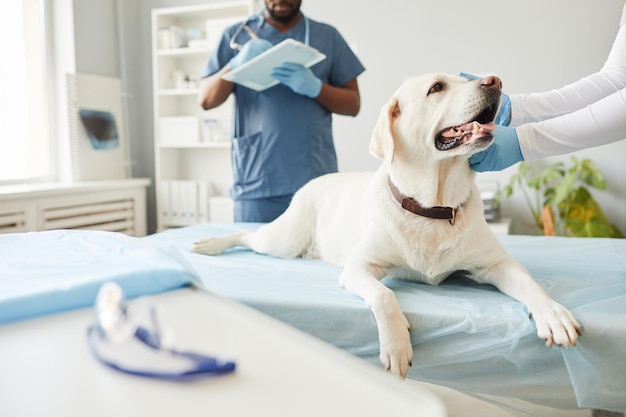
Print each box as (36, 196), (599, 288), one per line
(271, 62), (322, 98)
(469, 125), (524, 172)
(459, 72), (511, 126)
(229, 39), (273, 70)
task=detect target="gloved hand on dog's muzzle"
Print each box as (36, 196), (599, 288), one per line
(459, 72), (511, 126)
(470, 125), (524, 172)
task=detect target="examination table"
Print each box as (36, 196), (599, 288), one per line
(1, 223), (625, 416)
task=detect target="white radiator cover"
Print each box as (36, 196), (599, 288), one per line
(42, 199), (136, 234)
(0, 209), (29, 234)
(0, 179), (149, 236)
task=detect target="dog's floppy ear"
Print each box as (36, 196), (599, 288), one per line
(369, 97), (400, 164)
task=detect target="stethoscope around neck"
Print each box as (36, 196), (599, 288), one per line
(229, 11), (310, 50)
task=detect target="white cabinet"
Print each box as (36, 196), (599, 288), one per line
(151, 1), (256, 230)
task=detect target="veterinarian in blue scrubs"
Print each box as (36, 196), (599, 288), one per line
(468, 1), (626, 172)
(199, 0), (365, 222)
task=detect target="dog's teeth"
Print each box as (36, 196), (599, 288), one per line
(441, 127), (460, 138)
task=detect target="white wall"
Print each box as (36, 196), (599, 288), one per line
(302, 0), (626, 235)
(72, 0), (119, 76)
(105, 0), (625, 234)
(53, 0), (121, 181)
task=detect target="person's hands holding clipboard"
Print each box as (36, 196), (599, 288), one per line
(229, 39), (273, 70)
(222, 38), (326, 92)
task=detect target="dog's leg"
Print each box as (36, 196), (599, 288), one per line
(340, 260), (413, 378)
(192, 222), (307, 257)
(477, 259), (582, 348)
(192, 231), (249, 255)
(192, 197), (312, 258)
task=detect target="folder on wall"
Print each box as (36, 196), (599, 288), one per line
(222, 38), (326, 91)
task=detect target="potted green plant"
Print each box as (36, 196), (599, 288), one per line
(497, 158), (623, 237)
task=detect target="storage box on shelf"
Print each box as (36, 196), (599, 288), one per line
(152, 1), (255, 230)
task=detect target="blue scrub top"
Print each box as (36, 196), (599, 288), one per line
(202, 15), (365, 200)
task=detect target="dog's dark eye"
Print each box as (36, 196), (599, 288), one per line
(428, 82), (445, 95)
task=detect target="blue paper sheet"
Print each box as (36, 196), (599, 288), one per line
(146, 224), (626, 414)
(0, 230), (199, 324)
(2, 224), (624, 414)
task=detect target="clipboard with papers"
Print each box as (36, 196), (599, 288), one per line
(222, 38), (326, 92)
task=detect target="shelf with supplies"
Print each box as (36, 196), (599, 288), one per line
(158, 114), (231, 147)
(151, 1), (257, 231)
(477, 180), (512, 235)
(159, 180), (234, 225)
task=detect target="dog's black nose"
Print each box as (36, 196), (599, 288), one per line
(480, 75), (502, 91)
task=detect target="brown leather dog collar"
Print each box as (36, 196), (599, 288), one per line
(388, 177), (457, 225)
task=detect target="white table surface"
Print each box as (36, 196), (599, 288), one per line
(0, 287), (445, 417)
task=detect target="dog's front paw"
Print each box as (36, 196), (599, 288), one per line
(378, 316), (413, 379)
(530, 300), (582, 348)
(191, 237), (228, 255)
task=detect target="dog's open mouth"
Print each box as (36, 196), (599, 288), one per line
(435, 104), (498, 151)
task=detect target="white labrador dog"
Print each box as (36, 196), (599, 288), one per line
(192, 73), (581, 378)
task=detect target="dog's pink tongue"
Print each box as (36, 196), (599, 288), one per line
(441, 121), (497, 138)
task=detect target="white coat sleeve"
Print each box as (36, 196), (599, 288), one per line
(510, 3), (626, 160)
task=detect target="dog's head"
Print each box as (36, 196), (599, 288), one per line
(370, 73), (501, 164)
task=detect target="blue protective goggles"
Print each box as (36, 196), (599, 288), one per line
(87, 282), (235, 381)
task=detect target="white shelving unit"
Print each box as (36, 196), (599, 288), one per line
(151, 1), (256, 230)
